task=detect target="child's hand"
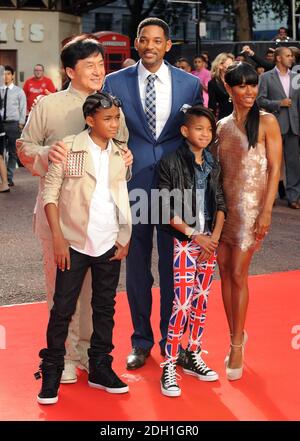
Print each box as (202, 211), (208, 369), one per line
(109, 242), (130, 261)
(53, 236), (70, 271)
(198, 249), (213, 262)
(193, 234), (218, 254)
(197, 234), (219, 262)
(121, 148), (133, 167)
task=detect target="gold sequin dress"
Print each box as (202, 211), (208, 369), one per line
(217, 113), (268, 252)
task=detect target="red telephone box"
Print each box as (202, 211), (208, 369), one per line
(93, 31), (131, 73)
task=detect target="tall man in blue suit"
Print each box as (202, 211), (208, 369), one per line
(104, 17), (202, 369)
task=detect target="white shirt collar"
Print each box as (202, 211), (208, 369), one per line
(138, 60), (170, 85)
(88, 134), (112, 153)
(2, 83), (14, 90)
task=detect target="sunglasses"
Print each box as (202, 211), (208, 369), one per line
(89, 94), (122, 111)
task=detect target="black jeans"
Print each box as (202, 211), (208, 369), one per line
(41, 246), (121, 365)
(2, 121), (20, 184)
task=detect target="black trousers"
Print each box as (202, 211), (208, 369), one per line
(126, 224), (174, 352)
(282, 132), (300, 203)
(2, 121), (20, 184)
(41, 246), (121, 365)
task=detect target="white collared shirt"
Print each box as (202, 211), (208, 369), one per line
(138, 61), (172, 139)
(0, 82), (26, 123)
(71, 136), (119, 257)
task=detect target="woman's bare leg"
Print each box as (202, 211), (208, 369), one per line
(217, 241), (234, 335)
(228, 246), (254, 368)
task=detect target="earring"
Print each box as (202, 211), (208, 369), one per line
(228, 96), (232, 103)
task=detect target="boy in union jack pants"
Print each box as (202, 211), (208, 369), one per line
(157, 106), (226, 397)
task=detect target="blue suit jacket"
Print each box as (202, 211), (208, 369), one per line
(103, 61), (202, 193)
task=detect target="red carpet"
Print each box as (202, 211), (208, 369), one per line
(0, 270), (300, 421)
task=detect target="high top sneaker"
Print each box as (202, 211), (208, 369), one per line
(35, 361), (64, 405)
(183, 349), (219, 382)
(88, 355), (129, 394)
(160, 360), (181, 397)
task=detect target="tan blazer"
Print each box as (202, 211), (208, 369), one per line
(42, 129), (132, 249)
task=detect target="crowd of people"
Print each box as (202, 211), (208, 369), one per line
(0, 63), (56, 192)
(1, 17), (298, 404)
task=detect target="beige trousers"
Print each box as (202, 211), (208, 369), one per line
(40, 238), (92, 367)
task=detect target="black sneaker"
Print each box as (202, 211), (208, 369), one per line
(88, 356), (129, 394)
(160, 361), (181, 397)
(183, 350), (219, 382)
(35, 361), (63, 405)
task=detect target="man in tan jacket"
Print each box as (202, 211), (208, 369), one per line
(17, 36), (132, 383)
(36, 92), (131, 404)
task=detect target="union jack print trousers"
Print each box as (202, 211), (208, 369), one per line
(165, 238), (217, 360)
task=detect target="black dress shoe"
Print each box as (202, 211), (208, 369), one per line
(126, 347), (151, 370)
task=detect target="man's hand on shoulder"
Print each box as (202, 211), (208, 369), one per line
(121, 148), (133, 167)
(48, 141), (68, 163)
(31, 94), (44, 110)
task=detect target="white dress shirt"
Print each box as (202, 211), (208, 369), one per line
(71, 136), (119, 257)
(138, 61), (172, 139)
(0, 83), (27, 124)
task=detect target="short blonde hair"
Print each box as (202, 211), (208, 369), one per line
(211, 52), (235, 79)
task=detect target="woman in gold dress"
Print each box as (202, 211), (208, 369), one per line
(217, 62), (282, 380)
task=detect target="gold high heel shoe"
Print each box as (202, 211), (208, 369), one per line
(226, 342), (244, 381)
(224, 330), (248, 365)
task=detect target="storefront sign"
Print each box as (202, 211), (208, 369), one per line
(0, 19), (44, 43)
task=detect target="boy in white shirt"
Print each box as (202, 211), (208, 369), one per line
(35, 92), (132, 404)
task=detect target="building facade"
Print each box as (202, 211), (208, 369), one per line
(0, 10), (81, 88)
